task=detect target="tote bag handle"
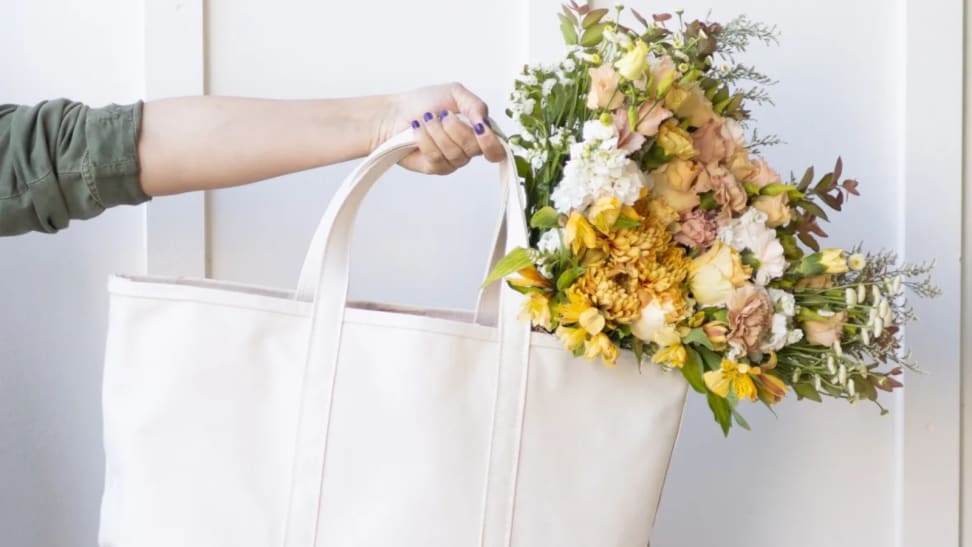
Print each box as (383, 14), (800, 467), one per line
(284, 127), (534, 547)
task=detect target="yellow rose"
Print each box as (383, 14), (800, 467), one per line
(726, 148), (757, 182)
(657, 120), (698, 160)
(587, 196), (622, 234)
(753, 193), (793, 228)
(586, 64), (624, 110)
(663, 84), (716, 128)
(688, 241), (752, 307)
(615, 40), (650, 80)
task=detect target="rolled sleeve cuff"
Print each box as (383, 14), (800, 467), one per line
(82, 101), (151, 208)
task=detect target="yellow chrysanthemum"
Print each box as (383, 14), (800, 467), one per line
(571, 202), (691, 323)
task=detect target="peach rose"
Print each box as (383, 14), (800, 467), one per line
(726, 284), (775, 354)
(587, 64), (624, 110)
(634, 101), (673, 137)
(749, 157), (782, 188)
(721, 118), (746, 159)
(753, 193), (793, 228)
(693, 119), (728, 164)
(803, 311), (847, 347)
(697, 163), (747, 215)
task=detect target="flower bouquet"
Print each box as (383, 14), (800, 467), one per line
(484, 2), (938, 434)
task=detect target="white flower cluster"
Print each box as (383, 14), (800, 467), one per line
(551, 118), (650, 213)
(717, 208), (787, 285)
(762, 288), (804, 353)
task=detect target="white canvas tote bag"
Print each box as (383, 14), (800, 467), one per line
(98, 128), (688, 547)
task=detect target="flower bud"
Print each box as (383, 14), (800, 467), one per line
(873, 318), (884, 339)
(792, 369), (801, 383)
(826, 355), (837, 375)
(848, 378), (856, 396)
(845, 288), (858, 307)
(838, 364), (848, 386)
(814, 374), (822, 391)
(892, 275), (903, 295)
(833, 339), (843, 357)
(857, 284), (867, 304)
(878, 299), (890, 318)
(871, 285), (882, 305)
(860, 326), (871, 346)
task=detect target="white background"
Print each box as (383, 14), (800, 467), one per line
(0, 1), (965, 546)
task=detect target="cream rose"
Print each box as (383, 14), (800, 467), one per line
(688, 241), (752, 307)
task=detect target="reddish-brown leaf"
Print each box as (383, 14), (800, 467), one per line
(807, 221), (829, 238)
(798, 231), (821, 252)
(653, 13), (672, 22)
(843, 179), (860, 196)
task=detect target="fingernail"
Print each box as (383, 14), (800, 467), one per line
(482, 118), (491, 128)
(423, 112), (434, 122)
(439, 110), (449, 119)
(474, 123), (485, 135)
(411, 120), (420, 129)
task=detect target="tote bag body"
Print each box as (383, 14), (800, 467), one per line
(98, 129), (688, 547)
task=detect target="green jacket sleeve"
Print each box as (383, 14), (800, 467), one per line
(0, 99), (151, 236)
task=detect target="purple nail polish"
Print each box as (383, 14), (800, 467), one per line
(474, 123), (485, 135)
(423, 112), (434, 122)
(439, 110), (449, 119)
(482, 118), (491, 128)
(411, 120), (420, 129)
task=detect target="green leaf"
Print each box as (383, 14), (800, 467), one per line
(797, 199), (829, 221)
(581, 8), (609, 28)
(697, 346), (722, 372)
(814, 173), (835, 193)
(559, 14), (578, 45)
(530, 206), (561, 230)
(731, 406), (752, 431)
(698, 191), (718, 210)
(482, 247), (533, 288)
(682, 328), (714, 351)
(632, 337), (645, 365)
(707, 391), (733, 436)
(613, 216), (642, 230)
(580, 23), (607, 47)
(793, 381), (823, 402)
(556, 267), (585, 291)
(515, 155), (532, 179)
(797, 166), (815, 192)
(682, 347), (708, 394)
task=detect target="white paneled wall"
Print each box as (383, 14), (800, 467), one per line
(0, 1), (964, 546)
(0, 2), (146, 546)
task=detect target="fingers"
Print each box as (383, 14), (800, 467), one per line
(423, 111), (470, 171)
(409, 117), (451, 175)
(448, 83), (506, 163)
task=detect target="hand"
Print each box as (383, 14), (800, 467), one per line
(375, 83), (507, 174)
